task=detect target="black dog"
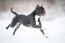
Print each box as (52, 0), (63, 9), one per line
(6, 4), (46, 36)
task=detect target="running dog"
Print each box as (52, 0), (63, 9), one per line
(6, 4), (46, 37)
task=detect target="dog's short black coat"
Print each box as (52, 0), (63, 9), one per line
(6, 4), (46, 36)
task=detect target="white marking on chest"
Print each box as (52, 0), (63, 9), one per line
(35, 15), (40, 25)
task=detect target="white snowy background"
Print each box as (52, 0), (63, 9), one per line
(0, 0), (65, 43)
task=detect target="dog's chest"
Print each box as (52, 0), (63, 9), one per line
(35, 15), (40, 25)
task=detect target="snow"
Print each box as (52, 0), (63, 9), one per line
(0, 11), (65, 43)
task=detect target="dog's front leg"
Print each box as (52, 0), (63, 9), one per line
(13, 22), (20, 35)
(32, 24), (41, 28)
(38, 18), (41, 26)
(40, 28), (48, 38)
(32, 18), (41, 28)
(30, 17), (41, 28)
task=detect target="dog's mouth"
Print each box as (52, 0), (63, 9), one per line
(42, 11), (46, 16)
(42, 13), (45, 16)
(38, 13), (45, 16)
(38, 12), (46, 16)
(41, 13), (46, 16)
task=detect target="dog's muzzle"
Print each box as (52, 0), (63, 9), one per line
(41, 12), (46, 16)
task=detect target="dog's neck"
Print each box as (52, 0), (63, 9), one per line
(31, 10), (36, 17)
(31, 9), (41, 25)
(32, 10), (40, 25)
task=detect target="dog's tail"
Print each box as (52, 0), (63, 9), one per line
(11, 8), (18, 16)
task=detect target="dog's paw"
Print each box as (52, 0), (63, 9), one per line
(6, 27), (8, 29)
(13, 32), (15, 35)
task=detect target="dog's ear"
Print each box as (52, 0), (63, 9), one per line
(41, 4), (43, 7)
(36, 4), (39, 8)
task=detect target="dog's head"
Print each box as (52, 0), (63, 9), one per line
(35, 4), (46, 16)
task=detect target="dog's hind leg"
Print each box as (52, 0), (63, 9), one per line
(13, 22), (20, 35)
(6, 17), (18, 29)
(6, 24), (10, 29)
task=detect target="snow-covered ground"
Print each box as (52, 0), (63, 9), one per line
(0, 11), (65, 43)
